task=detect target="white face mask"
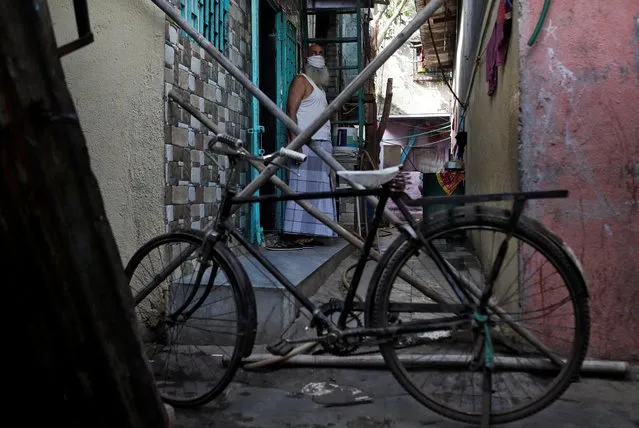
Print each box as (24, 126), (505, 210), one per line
(307, 55), (325, 69)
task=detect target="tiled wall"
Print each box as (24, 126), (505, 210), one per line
(163, 0), (252, 234)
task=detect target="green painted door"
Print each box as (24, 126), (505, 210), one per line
(275, 13), (298, 231)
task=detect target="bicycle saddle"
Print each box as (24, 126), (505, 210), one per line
(336, 165), (401, 188)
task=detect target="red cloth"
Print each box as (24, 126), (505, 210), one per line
(436, 171), (465, 196)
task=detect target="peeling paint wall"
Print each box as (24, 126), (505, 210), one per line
(50, 0), (165, 263)
(519, 2), (639, 360)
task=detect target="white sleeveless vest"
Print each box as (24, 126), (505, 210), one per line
(296, 74), (331, 141)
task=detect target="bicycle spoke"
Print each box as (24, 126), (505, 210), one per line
(371, 212), (588, 424)
(127, 232), (247, 406)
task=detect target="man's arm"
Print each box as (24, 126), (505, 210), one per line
(286, 75), (306, 142)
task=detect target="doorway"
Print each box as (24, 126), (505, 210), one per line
(258, 2), (278, 234)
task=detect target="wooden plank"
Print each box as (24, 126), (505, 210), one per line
(421, 61), (454, 69)
(375, 78), (393, 147)
(432, 15), (457, 24)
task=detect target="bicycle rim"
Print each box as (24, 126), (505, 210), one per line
(126, 231), (249, 408)
(370, 207), (590, 424)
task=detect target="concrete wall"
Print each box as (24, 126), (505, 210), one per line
(464, 0), (520, 200)
(519, 1), (639, 360)
(376, 43), (452, 114)
(50, 0), (166, 263)
(459, 0), (522, 330)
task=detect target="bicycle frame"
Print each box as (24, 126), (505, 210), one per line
(227, 182), (393, 330)
(151, 0), (572, 360)
(215, 180), (465, 339)
(207, 155), (571, 341)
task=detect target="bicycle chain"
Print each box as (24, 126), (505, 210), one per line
(310, 298), (461, 357)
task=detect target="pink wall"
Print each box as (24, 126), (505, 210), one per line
(519, 2), (639, 360)
(380, 120), (450, 172)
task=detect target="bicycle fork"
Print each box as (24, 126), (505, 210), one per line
(473, 198), (525, 428)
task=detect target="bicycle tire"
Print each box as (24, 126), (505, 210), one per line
(125, 229), (256, 408)
(369, 205), (590, 425)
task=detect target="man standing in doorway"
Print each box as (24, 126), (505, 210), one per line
(269, 44), (337, 250)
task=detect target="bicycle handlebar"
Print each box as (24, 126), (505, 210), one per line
(213, 133), (243, 148)
(279, 148), (307, 163)
(207, 136), (308, 164)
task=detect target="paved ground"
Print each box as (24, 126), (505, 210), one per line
(173, 367), (638, 428)
(172, 229), (639, 427)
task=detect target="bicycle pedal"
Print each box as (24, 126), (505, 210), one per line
(266, 339), (295, 356)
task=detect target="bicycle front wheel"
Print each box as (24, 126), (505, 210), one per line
(369, 206), (590, 425)
(126, 230), (256, 408)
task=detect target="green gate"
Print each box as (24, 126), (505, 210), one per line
(275, 13), (298, 231)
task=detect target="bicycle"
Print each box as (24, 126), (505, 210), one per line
(126, 134), (590, 426)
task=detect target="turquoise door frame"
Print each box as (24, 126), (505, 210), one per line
(249, 0), (262, 244)
(274, 13), (298, 231)
(248, 4), (298, 242)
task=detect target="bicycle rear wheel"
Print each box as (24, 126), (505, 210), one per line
(126, 230), (256, 408)
(369, 206), (590, 425)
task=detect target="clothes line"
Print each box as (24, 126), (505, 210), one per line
(382, 136), (451, 147)
(380, 124), (451, 141)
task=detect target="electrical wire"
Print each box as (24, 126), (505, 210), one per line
(427, 19), (465, 109)
(401, 151), (419, 170)
(382, 136), (451, 147)
(458, 108), (466, 132)
(359, 149), (378, 170)
(380, 123), (451, 141)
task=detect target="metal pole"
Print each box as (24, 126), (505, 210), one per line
(249, 0), (261, 245)
(461, 0), (498, 109)
(237, 354), (631, 376)
(151, 0), (445, 221)
(234, 0), (446, 204)
(152, 0), (297, 135)
(167, 91), (441, 300)
(168, 91), (362, 243)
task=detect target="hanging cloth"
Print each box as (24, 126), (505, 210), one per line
(485, 1), (512, 96)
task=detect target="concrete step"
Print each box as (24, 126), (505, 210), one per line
(166, 238), (355, 346)
(240, 238), (355, 343)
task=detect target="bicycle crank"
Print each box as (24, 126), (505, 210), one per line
(311, 299), (365, 356)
